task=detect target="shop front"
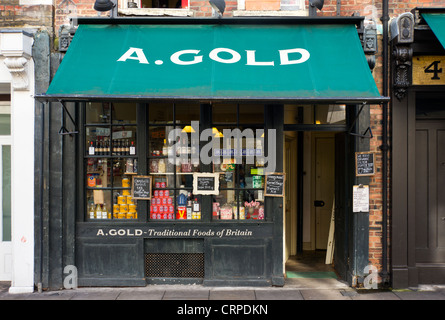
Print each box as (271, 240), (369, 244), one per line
(35, 17), (386, 289)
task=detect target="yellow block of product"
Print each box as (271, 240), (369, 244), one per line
(122, 177), (130, 188)
(122, 189), (130, 196)
(127, 196), (134, 205)
(117, 196), (126, 204)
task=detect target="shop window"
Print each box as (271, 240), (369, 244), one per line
(284, 104), (346, 125)
(211, 104), (266, 221)
(148, 103), (201, 221)
(281, 0), (304, 10)
(127, 0), (188, 8)
(85, 102), (138, 221)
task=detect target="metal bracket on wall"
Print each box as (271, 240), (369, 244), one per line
(58, 100), (79, 136)
(347, 103), (374, 139)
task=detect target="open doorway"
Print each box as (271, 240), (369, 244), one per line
(283, 104), (348, 282)
(284, 132), (337, 280)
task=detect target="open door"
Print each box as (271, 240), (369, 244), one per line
(333, 132), (350, 281)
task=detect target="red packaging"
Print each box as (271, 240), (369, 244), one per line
(176, 206), (186, 219)
(167, 197), (173, 205)
(168, 205), (174, 213)
(162, 198), (167, 205)
(156, 213), (161, 219)
(155, 182), (160, 189)
(159, 190), (164, 197)
(154, 190), (159, 197)
(164, 190), (170, 197)
(152, 205), (158, 213)
(161, 182), (166, 188)
(167, 213), (174, 220)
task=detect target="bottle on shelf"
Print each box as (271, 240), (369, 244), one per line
(95, 203), (102, 219)
(162, 139), (167, 156)
(124, 139), (130, 155)
(102, 203), (109, 219)
(130, 140), (136, 155)
(186, 192), (192, 220)
(193, 198), (201, 220)
(104, 138), (110, 155)
(89, 203), (96, 219)
(88, 141), (95, 155)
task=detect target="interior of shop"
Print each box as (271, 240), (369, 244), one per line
(283, 104), (346, 281)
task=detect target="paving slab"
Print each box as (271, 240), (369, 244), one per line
(254, 289), (304, 300)
(285, 278), (349, 289)
(300, 289), (352, 300)
(117, 289), (166, 300)
(69, 289), (121, 300)
(163, 289), (210, 300)
(351, 291), (400, 300)
(209, 289), (256, 300)
(393, 290), (445, 300)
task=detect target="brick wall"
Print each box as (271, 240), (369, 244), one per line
(0, 0), (53, 29)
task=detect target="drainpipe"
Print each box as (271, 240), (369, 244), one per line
(380, 0), (390, 286)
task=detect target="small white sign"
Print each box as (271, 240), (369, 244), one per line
(353, 185), (369, 212)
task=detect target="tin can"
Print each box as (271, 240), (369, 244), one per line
(122, 177), (130, 188)
(168, 205), (174, 214)
(160, 182), (166, 189)
(126, 213), (135, 219)
(113, 204), (119, 219)
(155, 182), (161, 189)
(167, 213), (174, 220)
(164, 190), (170, 197)
(159, 190), (164, 198)
(167, 197), (173, 205)
(150, 213), (156, 220)
(156, 213), (161, 219)
(87, 175), (96, 187)
(129, 204), (137, 213)
(119, 204), (128, 213)
(162, 198), (167, 205)
(117, 196), (126, 205)
(159, 206), (164, 214)
(154, 190), (159, 198)
(152, 205), (158, 214)
(122, 189), (130, 196)
(126, 196), (133, 205)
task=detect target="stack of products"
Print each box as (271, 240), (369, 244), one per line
(150, 183), (174, 220)
(112, 177), (138, 219)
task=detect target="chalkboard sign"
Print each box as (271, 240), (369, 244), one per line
(131, 176), (152, 200)
(265, 173), (285, 197)
(356, 152), (375, 176)
(193, 173), (219, 195)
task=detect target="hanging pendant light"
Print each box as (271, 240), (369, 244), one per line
(93, 0), (115, 12)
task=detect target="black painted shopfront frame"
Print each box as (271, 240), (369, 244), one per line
(73, 102), (284, 287)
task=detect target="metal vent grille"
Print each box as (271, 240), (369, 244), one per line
(145, 253), (204, 278)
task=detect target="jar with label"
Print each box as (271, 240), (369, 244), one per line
(158, 159), (166, 173)
(220, 204), (233, 220)
(150, 159), (158, 173)
(239, 203), (246, 220)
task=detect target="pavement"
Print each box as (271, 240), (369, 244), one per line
(2, 279), (445, 301)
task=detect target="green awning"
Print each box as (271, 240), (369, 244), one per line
(42, 21), (384, 103)
(423, 13), (445, 49)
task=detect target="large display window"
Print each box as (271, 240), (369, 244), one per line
(82, 102), (267, 223)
